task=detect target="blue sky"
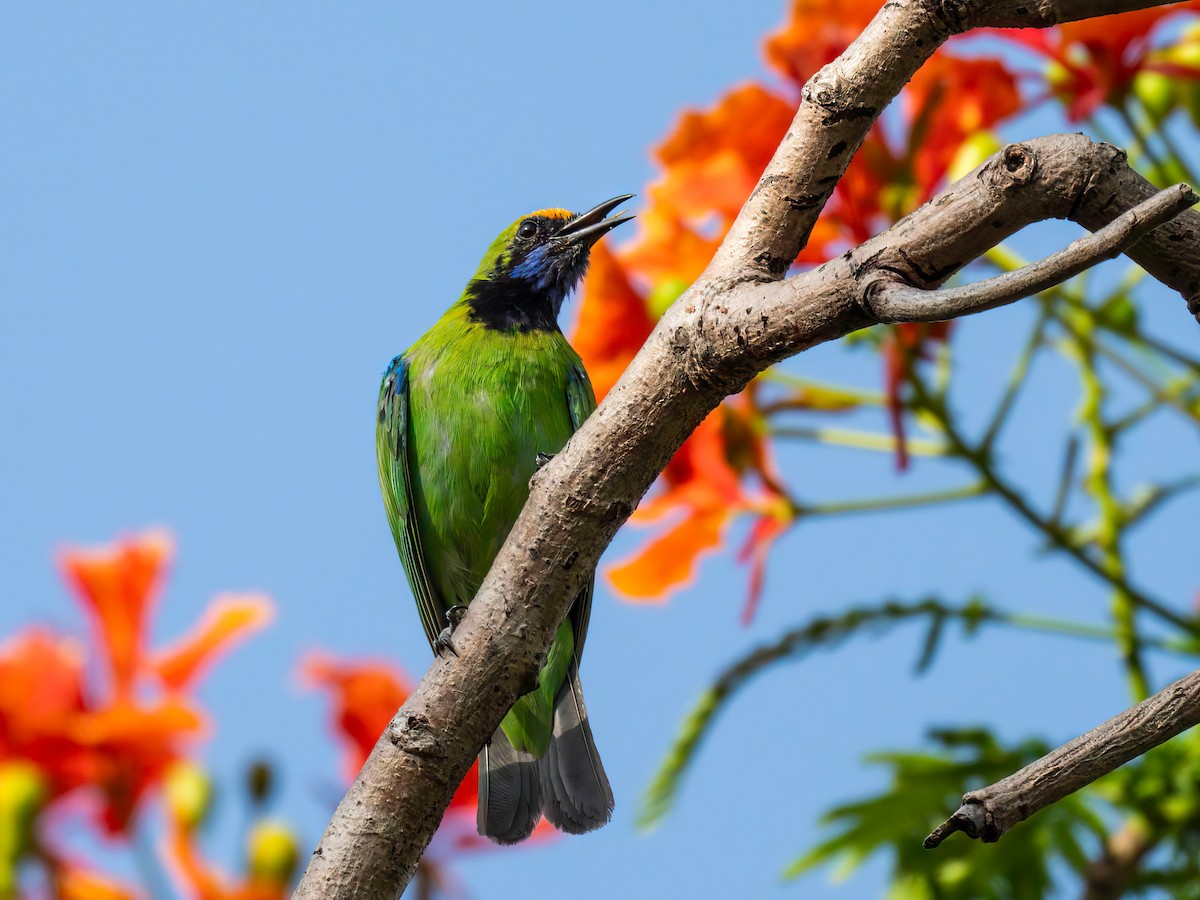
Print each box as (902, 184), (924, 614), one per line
(2, 3), (1198, 898)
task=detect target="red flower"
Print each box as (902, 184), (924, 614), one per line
(0, 532), (271, 835)
(300, 652), (553, 865)
(300, 653), (486, 820)
(1003, 5), (1200, 120)
(882, 322), (952, 471)
(763, 0), (883, 85)
(607, 389), (793, 621)
(903, 56), (1021, 200)
(572, 243), (656, 402)
(299, 654), (411, 780)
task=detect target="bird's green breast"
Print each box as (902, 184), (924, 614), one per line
(403, 304), (581, 606)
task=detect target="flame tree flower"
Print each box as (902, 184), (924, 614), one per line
(0, 532), (272, 893)
(301, 653), (554, 898)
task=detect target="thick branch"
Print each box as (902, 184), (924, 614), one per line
(866, 184), (1198, 323)
(295, 2), (1200, 897)
(925, 665), (1200, 850)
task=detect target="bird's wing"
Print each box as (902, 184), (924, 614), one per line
(377, 356), (447, 651)
(565, 363), (599, 661)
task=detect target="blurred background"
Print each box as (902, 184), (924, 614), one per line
(3, 2), (1200, 897)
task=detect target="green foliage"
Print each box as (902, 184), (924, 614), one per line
(787, 729), (1108, 898)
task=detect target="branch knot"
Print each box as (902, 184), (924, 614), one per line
(388, 712), (448, 760)
(930, 0), (972, 34)
(998, 142), (1037, 186)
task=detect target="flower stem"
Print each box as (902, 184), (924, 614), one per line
(769, 425), (948, 456)
(797, 482), (987, 518)
(905, 368), (1196, 638)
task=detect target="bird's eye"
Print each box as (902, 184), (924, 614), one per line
(517, 220), (538, 240)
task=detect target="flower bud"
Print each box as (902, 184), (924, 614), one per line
(648, 278), (689, 317)
(947, 131), (1003, 184)
(164, 761), (213, 832)
(1165, 29), (1200, 128)
(247, 819), (299, 887)
(0, 761), (48, 890)
(245, 758), (275, 807)
(1131, 70), (1175, 124)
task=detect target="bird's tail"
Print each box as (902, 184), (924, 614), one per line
(477, 727), (543, 844)
(538, 663), (614, 834)
(477, 664), (613, 843)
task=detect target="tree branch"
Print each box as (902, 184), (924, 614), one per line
(924, 665), (1200, 850)
(295, 1), (1200, 896)
(865, 184), (1198, 324)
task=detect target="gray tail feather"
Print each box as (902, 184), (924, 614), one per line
(477, 728), (543, 844)
(538, 664), (614, 834)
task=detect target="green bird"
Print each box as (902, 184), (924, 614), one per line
(376, 195), (633, 843)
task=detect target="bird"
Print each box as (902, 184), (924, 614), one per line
(375, 195), (634, 843)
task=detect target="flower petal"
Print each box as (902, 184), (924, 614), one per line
(153, 594), (274, 693)
(571, 243), (656, 401)
(608, 508), (729, 601)
(59, 531), (173, 697)
(300, 654), (411, 779)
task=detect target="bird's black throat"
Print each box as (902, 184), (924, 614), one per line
(464, 276), (561, 332)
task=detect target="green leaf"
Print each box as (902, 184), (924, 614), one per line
(788, 728), (1105, 898)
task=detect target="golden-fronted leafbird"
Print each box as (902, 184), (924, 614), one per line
(376, 195), (634, 843)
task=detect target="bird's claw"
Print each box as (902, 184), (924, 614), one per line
(434, 605), (469, 658)
(535, 452), (554, 469)
(433, 628), (457, 658)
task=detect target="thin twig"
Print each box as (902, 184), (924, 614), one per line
(907, 371), (1197, 636)
(867, 185), (1198, 324)
(769, 425), (948, 456)
(980, 305), (1051, 452)
(797, 482), (987, 518)
(1049, 434), (1079, 530)
(925, 664), (1200, 849)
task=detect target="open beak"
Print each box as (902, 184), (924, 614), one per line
(556, 194), (635, 248)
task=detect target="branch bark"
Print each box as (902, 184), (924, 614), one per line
(295, 1), (1200, 896)
(866, 184), (1198, 323)
(924, 665), (1200, 850)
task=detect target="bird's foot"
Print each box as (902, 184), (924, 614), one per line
(535, 452), (555, 469)
(434, 605), (469, 658)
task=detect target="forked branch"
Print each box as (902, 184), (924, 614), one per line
(866, 184), (1198, 324)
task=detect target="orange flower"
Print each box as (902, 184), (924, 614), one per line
(572, 243), (656, 401)
(883, 321), (952, 471)
(1, 532), (272, 836)
(0, 631), (91, 798)
(300, 652), (553, 872)
(764, 0), (882, 86)
(616, 201), (720, 289)
(576, 5), (1024, 613)
(299, 654), (411, 780)
(60, 530), (172, 699)
(165, 813), (296, 900)
(56, 864), (140, 900)
(654, 84), (795, 223)
(608, 391), (794, 620)
(154, 596), (274, 693)
(904, 56), (1020, 198)
(1005, 5), (1200, 120)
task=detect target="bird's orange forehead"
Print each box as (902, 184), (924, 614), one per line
(530, 208), (573, 221)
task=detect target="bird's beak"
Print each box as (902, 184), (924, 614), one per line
(555, 194), (635, 248)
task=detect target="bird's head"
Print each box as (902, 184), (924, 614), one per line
(464, 194), (634, 331)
